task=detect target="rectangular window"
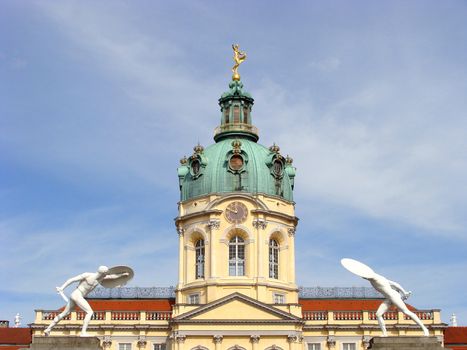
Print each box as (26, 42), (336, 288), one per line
(224, 108), (230, 124)
(119, 344), (132, 350)
(233, 106), (240, 123)
(308, 344), (321, 350)
(154, 344), (166, 350)
(342, 343), (356, 350)
(273, 293), (285, 304)
(188, 293), (200, 304)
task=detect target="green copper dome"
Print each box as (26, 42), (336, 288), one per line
(177, 80), (296, 202)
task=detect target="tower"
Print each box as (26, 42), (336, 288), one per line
(174, 47), (298, 313)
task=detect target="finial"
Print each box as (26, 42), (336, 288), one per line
(232, 44), (247, 81)
(180, 156), (188, 165)
(269, 143), (280, 154)
(286, 155), (293, 164)
(193, 143), (204, 155)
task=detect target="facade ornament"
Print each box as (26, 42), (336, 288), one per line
(102, 336), (112, 349)
(177, 227), (185, 236)
(137, 335), (147, 348)
(213, 335), (223, 344)
(175, 334), (186, 343)
(193, 143), (204, 156)
(287, 334), (298, 343)
(287, 227), (296, 236)
(269, 143), (280, 154)
(250, 335), (260, 343)
(207, 220), (221, 230)
(232, 139), (242, 154)
(362, 336), (372, 349)
(180, 156), (188, 165)
(327, 335), (336, 348)
(285, 155), (293, 164)
(252, 218), (268, 230)
(232, 44), (247, 81)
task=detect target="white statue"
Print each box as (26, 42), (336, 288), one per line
(14, 313), (22, 328)
(341, 258), (429, 337)
(44, 265), (133, 337)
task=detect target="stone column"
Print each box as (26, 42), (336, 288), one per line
(177, 227), (185, 285)
(214, 335), (223, 350)
(208, 220), (220, 279)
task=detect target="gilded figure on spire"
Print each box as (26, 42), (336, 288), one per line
(232, 44), (246, 81)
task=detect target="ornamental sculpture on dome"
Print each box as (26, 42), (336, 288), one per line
(232, 44), (247, 81)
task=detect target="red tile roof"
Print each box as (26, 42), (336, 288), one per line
(445, 327), (467, 345)
(299, 299), (415, 311)
(0, 328), (32, 345)
(0, 346), (30, 349)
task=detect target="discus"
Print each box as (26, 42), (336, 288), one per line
(100, 265), (134, 288)
(341, 258), (376, 279)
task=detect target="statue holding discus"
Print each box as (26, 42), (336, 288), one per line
(44, 265), (134, 337)
(341, 258), (429, 337)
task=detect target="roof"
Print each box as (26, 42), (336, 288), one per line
(0, 328), (32, 345)
(299, 298), (415, 311)
(445, 327), (467, 345)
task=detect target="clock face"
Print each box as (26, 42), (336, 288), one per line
(225, 202), (248, 224)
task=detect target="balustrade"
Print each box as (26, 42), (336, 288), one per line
(146, 311), (172, 320)
(302, 311), (328, 320)
(368, 311), (398, 320)
(333, 311), (363, 320)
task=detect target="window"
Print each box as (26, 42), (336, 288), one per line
(153, 344), (166, 350)
(308, 344), (321, 350)
(342, 343), (356, 350)
(229, 236), (245, 276)
(233, 106), (240, 123)
(195, 239), (205, 279)
(188, 293), (200, 304)
(269, 239), (279, 279)
(273, 293), (285, 304)
(224, 108), (230, 124)
(119, 344), (132, 350)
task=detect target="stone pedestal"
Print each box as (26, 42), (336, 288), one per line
(368, 337), (445, 350)
(29, 336), (102, 350)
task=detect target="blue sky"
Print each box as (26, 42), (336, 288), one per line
(1, 1), (466, 326)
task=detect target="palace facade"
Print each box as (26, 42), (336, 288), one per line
(31, 68), (446, 350)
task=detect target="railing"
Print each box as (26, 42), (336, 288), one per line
(303, 311), (328, 321)
(405, 311), (433, 320)
(369, 311), (398, 320)
(111, 312), (140, 321)
(334, 311), (363, 320)
(146, 311), (172, 320)
(214, 123), (259, 137)
(42, 311), (71, 321)
(40, 310), (171, 321)
(302, 310), (436, 323)
(77, 311), (105, 320)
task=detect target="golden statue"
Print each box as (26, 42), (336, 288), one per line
(232, 44), (246, 81)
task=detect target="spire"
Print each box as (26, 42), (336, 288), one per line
(214, 44), (258, 142)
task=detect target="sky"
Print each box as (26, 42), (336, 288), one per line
(1, 0), (466, 326)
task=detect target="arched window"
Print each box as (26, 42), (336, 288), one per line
(269, 239), (279, 279)
(229, 236), (245, 276)
(195, 239), (205, 279)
